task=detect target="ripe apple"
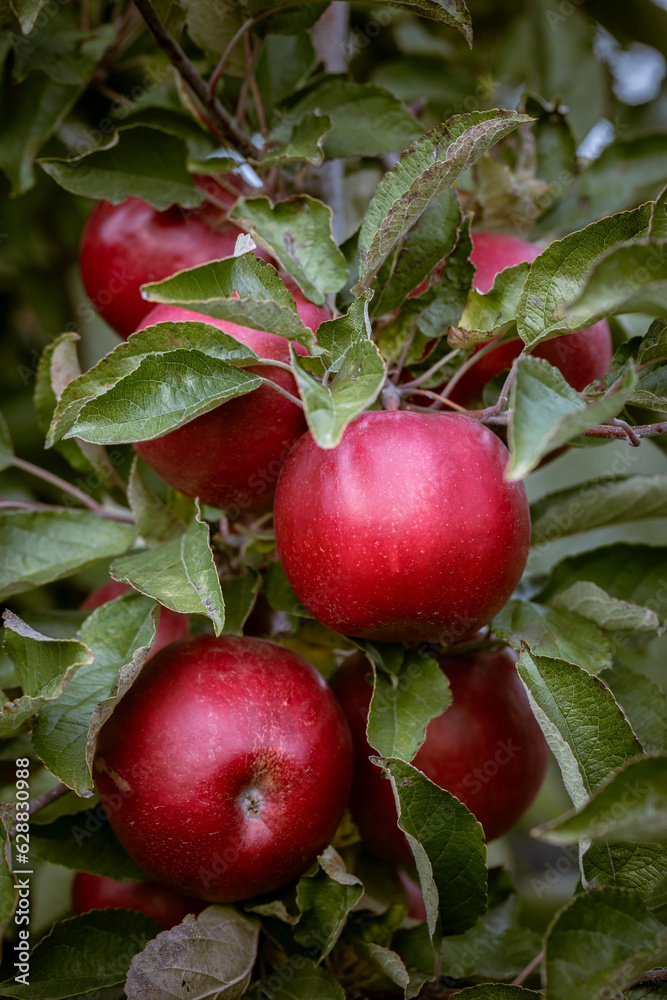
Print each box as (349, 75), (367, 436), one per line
(332, 648), (549, 863)
(80, 580), (189, 653)
(447, 231), (612, 405)
(93, 635), (354, 902)
(273, 411), (530, 643)
(132, 288), (329, 514)
(79, 197), (272, 339)
(71, 872), (204, 929)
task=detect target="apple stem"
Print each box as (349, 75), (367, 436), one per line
(131, 0), (254, 155)
(9, 457), (135, 522)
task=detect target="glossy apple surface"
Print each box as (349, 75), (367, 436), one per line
(81, 580), (189, 653)
(273, 411), (530, 643)
(332, 648), (549, 863)
(93, 635), (353, 902)
(133, 290), (329, 515)
(79, 197), (271, 339)
(448, 231), (612, 405)
(71, 872), (204, 929)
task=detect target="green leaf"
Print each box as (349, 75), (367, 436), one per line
(0, 69), (81, 195)
(294, 847), (363, 957)
(125, 906), (259, 1000)
(516, 649), (642, 810)
(526, 0), (604, 142)
(0, 509), (136, 600)
(220, 572), (261, 635)
(441, 890), (542, 980)
(452, 263), (530, 347)
(537, 545), (667, 624)
(492, 599), (612, 673)
(40, 125), (202, 210)
(380, 757), (487, 937)
(536, 754), (667, 845)
(231, 195), (348, 305)
(0, 409), (13, 471)
(282, 78), (422, 160)
(181, 0), (245, 71)
(29, 808), (149, 880)
(255, 32), (316, 110)
(32, 592), (157, 794)
(530, 475), (667, 548)
(606, 662), (667, 753)
(261, 111), (333, 167)
(249, 0), (471, 36)
(562, 241), (667, 323)
(535, 136), (667, 237)
(638, 318), (667, 365)
(0, 611), (92, 738)
(356, 110), (532, 291)
(516, 205), (652, 348)
(34, 332), (111, 479)
(582, 842), (667, 900)
(0, 910), (161, 998)
(408, 217), (475, 343)
(454, 990), (539, 999)
(252, 958), (345, 1000)
(142, 254), (316, 349)
(60, 349), (262, 446)
(507, 357), (637, 480)
(290, 335), (385, 448)
(544, 888), (667, 1000)
(264, 560), (310, 617)
(9, 0), (48, 34)
(372, 188), (461, 316)
(0, 805), (17, 935)
(47, 320), (262, 447)
(367, 651), (451, 762)
(550, 582), (660, 634)
(128, 457), (188, 547)
(111, 504), (224, 634)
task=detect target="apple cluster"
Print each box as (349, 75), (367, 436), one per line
(75, 192), (611, 917)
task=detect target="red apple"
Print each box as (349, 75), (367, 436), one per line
(132, 289), (329, 515)
(80, 580), (189, 653)
(273, 411), (530, 643)
(447, 231), (612, 405)
(71, 872), (204, 929)
(332, 648), (549, 863)
(93, 635), (353, 902)
(79, 197), (271, 339)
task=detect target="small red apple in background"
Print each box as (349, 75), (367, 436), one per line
(332, 648), (549, 864)
(79, 197), (272, 339)
(133, 288), (329, 515)
(93, 635), (353, 902)
(447, 231), (612, 405)
(395, 869), (426, 922)
(273, 411), (530, 643)
(71, 872), (204, 929)
(81, 580), (188, 653)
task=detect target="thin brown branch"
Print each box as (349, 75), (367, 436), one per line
(209, 17), (256, 97)
(9, 783), (71, 840)
(131, 0), (254, 154)
(0, 498), (135, 524)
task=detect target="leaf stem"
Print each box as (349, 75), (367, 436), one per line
(260, 379), (304, 409)
(11, 457), (106, 513)
(399, 349), (461, 390)
(438, 337), (507, 400)
(0, 496), (135, 524)
(512, 949), (544, 987)
(131, 0), (254, 154)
